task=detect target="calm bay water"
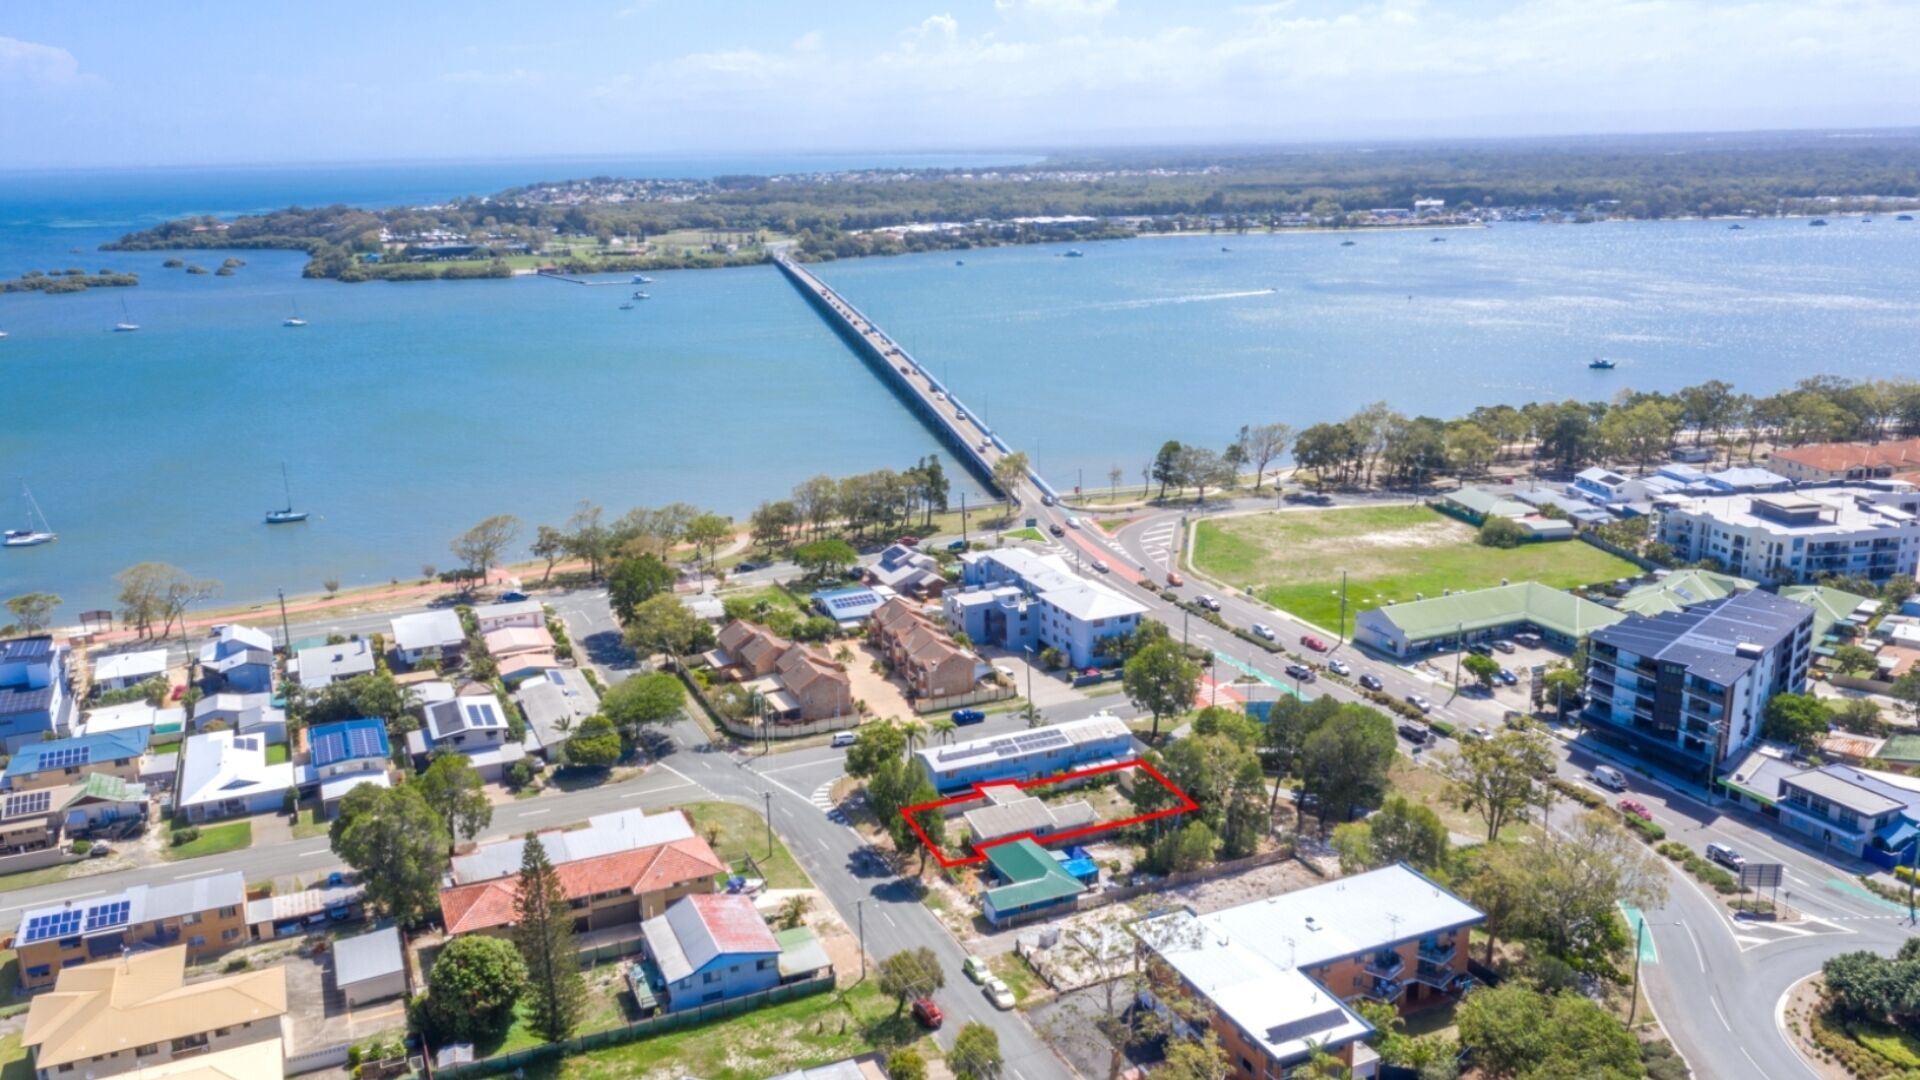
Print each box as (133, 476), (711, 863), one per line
(2, 159), (1917, 618)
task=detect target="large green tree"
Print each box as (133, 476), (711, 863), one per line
(845, 721), (907, 778)
(952, 1022), (1004, 1080)
(622, 592), (711, 659)
(1761, 692), (1832, 750)
(600, 671), (685, 736)
(608, 554), (676, 622)
(1441, 727), (1555, 843)
(451, 514), (522, 586)
(792, 538), (859, 580)
(513, 835), (588, 1042)
(1298, 704), (1397, 830)
(426, 934), (526, 1043)
(4, 593), (60, 635)
(330, 784), (449, 926)
(565, 714), (622, 768)
(1124, 640), (1200, 739)
(301, 670), (413, 730)
(418, 753), (492, 855)
(1456, 984), (1643, 1080)
(876, 946), (944, 1013)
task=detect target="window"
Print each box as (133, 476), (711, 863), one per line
(171, 1033), (210, 1053)
(222, 928), (241, 941)
(138, 1044), (158, 1057)
(216, 1027), (231, 1036)
(704, 971), (721, 984)
(183, 913), (200, 925)
(189, 935), (206, 947)
(757, 958), (776, 970)
(25, 965), (49, 979)
(219, 906), (239, 918)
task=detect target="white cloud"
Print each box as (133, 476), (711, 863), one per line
(439, 67), (543, 85)
(793, 30), (824, 54)
(0, 35), (94, 89)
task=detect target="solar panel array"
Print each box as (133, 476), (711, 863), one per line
(313, 722), (386, 766)
(350, 723), (387, 754)
(21, 908), (83, 943)
(937, 727), (1068, 764)
(4, 790), (52, 817)
(84, 900), (130, 931)
(37, 745), (92, 770)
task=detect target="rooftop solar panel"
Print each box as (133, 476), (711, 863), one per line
(4, 790), (51, 816)
(84, 899), (130, 932)
(23, 908), (84, 943)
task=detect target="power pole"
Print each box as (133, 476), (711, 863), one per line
(857, 900), (867, 979)
(763, 791), (773, 858)
(1337, 570), (1349, 646)
(276, 589), (293, 652)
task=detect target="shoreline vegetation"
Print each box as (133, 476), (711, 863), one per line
(98, 132), (1920, 283)
(2, 268), (139, 294)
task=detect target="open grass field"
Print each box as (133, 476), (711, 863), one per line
(684, 801), (812, 890)
(1193, 504), (1639, 630)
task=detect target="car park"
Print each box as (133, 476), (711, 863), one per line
(912, 998), (944, 1029)
(831, 731), (858, 747)
(1300, 635), (1329, 652)
(1359, 673), (1384, 691)
(1590, 765), (1628, 791)
(1397, 722), (1430, 744)
(1252, 623), (1276, 640)
(1328, 659), (1351, 676)
(983, 976), (1016, 1010)
(1404, 693), (1432, 713)
(1513, 632), (1543, 647)
(1468, 642), (1493, 656)
(1285, 663), (1316, 681)
(1706, 842), (1746, 871)
(962, 956), (989, 984)
(1617, 798), (1652, 821)
(952, 708), (987, 725)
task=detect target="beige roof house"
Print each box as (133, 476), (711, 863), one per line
(22, 945), (288, 1075)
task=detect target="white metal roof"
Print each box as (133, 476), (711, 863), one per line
(92, 649), (169, 683)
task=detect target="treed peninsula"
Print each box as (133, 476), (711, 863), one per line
(102, 130), (1920, 284)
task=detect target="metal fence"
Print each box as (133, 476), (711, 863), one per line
(914, 684), (1016, 714)
(430, 974), (837, 1079)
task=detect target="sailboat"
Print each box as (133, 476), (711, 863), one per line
(283, 300), (307, 327)
(4, 483), (56, 547)
(113, 298), (140, 333)
(265, 463), (308, 524)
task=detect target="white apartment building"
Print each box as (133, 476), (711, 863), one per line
(1657, 485), (1920, 585)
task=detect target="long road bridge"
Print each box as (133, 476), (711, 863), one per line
(773, 254), (1059, 503)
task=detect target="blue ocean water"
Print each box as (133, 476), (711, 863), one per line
(3, 159), (1917, 618)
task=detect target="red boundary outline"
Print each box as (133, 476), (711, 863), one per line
(900, 758), (1198, 869)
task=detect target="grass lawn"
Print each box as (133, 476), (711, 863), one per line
(163, 821), (253, 862)
(0, 861), (88, 893)
(533, 980), (914, 1080)
(719, 585), (805, 615)
(1003, 528), (1046, 543)
(265, 743), (290, 765)
(483, 966), (633, 1057)
(989, 952), (1045, 1007)
(1390, 758), (1539, 845)
(0, 1033), (31, 1080)
(1096, 517), (1132, 533)
(291, 808), (331, 839)
(1193, 505), (1640, 630)
(684, 801), (812, 889)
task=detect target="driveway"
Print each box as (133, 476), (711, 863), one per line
(844, 643), (917, 721)
(982, 649), (1086, 710)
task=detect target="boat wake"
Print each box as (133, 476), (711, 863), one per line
(1095, 288), (1277, 310)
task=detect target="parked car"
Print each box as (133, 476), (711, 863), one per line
(1590, 765), (1629, 791)
(1285, 491), (1333, 505)
(1706, 842), (1747, 871)
(1166, 571), (1184, 587)
(1328, 659), (1351, 677)
(734, 561), (761, 574)
(962, 956), (990, 984)
(1292, 789), (1321, 815)
(1496, 669), (1519, 686)
(1513, 632), (1543, 647)
(1300, 635), (1329, 652)
(1197, 595), (1221, 612)
(1042, 494), (1056, 506)
(1404, 693), (1433, 713)
(1252, 623), (1276, 640)
(1617, 798), (1652, 821)
(983, 976), (1016, 1010)
(912, 998), (944, 1029)
(952, 708), (987, 725)
(1050, 524), (1066, 537)
(1285, 663), (1316, 682)
(1359, 673), (1384, 691)
(1090, 559), (1110, 573)
(1397, 722), (1430, 744)
(1492, 640), (1517, 654)
(897, 536), (921, 547)
(831, 731), (858, 748)
(498, 590), (530, 603)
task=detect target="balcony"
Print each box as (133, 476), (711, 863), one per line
(1410, 961), (1461, 990)
(1364, 952), (1405, 979)
(1366, 977), (1405, 1002)
(1416, 940), (1456, 966)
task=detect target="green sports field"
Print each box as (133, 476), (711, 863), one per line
(1192, 504), (1639, 631)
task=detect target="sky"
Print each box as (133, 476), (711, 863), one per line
(5, 0), (1919, 169)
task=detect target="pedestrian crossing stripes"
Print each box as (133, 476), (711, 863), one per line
(809, 781), (836, 812)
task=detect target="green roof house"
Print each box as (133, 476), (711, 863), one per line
(1354, 582), (1625, 657)
(1616, 569), (1756, 617)
(1779, 584), (1875, 641)
(981, 839), (1089, 927)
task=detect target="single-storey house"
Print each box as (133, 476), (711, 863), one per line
(333, 925), (407, 1005)
(90, 648), (169, 692)
(964, 784), (1098, 848)
(980, 838), (1094, 927)
(867, 543), (948, 597)
(3, 729), (149, 793)
(390, 610), (466, 667)
(409, 691), (525, 780)
(513, 667), (602, 758)
(193, 691), (287, 743)
(292, 638), (377, 688)
(641, 893), (782, 1010)
(61, 773), (151, 833)
(72, 700), (184, 741)
(197, 623), (276, 693)
(1353, 582), (1625, 658)
(177, 729), (296, 822)
(473, 599), (545, 634)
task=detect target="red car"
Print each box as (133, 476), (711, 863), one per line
(897, 536), (921, 548)
(912, 997), (944, 1029)
(1300, 635), (1329, 652)
(1617, 799), (1652, 821)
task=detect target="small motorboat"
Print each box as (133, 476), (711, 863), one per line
(1221, 246), (1231, 252)
(1062, 249), (1084, 258)
(1340, 240), (1356, 247)
(632, 274), (654, 284)
(1899, 214), (1915, 222)
(1728, 223), (1744, 230)
(632, 291), (650, 300)
(1589, 357), (1617, 370)
(1430, 236), (1446, 242)
(955, 260), (964, 266)
(1810, 219), (1829, 227)
(283, 317), (307, 327)
(0, 330), (8, 339)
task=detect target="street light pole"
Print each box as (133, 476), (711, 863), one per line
(763, 791), (773, 858)
(1338, 571), (1349, 647)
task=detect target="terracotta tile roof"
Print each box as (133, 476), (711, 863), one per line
(1773, 438), (1920, 475)
(440, 836), (724, 934)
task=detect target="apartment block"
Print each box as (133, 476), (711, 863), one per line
(14, 872), (248, 992)
(1657, 486), (1920, 585)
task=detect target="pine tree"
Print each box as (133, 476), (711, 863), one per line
(511, 835), (587, 1042)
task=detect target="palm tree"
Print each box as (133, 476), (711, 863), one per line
(900, 720), (926, 760)
(930, 717), (958, 746)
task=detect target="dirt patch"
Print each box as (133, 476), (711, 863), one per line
(844, 642), (917, 723)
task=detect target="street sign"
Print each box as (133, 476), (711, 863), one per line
(1741, 863), (1784, 890)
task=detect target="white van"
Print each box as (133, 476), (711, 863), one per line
(1590, 765), (1628, 792)
(831, 731), (857, 748)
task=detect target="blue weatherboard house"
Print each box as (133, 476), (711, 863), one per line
(641, 893), (782, 1010)
(0, 636), (75, 754)
(303, 718), (393, 815)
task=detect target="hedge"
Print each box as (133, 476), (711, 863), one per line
(1622, 814), (1666, 842)
(1551, 778), (1605, 809)
(1427, 719), (1457, 739)
(1656, 841), (1738, 894)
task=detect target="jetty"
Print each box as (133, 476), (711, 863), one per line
(774, 255), (1057, 502)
